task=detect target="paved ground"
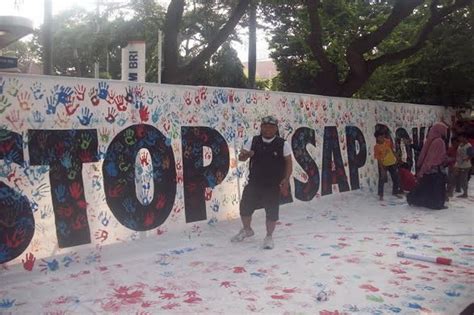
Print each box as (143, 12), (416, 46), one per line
(2, 188), (473, 314)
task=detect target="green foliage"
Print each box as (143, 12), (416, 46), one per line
(182, 42), (247, 88)
(262, 0), (473, 105)
(356, 8), (474, 106)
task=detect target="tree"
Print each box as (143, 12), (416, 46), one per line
(356, 7), (474, 106)
(210, 42), (247, 88)
(263, 0), (473, 98)
(247, 0), (257, 88)
(0, 36), (41, 72)
(162, 0), (251, 83)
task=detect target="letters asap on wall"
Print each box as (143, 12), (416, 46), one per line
(0, 74), (447, 266)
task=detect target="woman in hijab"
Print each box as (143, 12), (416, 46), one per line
(407, 122), (448, 209)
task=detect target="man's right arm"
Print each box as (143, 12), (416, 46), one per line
(239, 149), (254, 161)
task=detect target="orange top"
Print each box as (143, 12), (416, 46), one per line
(374, 138), (397, 166)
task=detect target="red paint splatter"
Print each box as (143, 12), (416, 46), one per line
(113, 286), (144, 304)
(359, 284), (379, 292)
(162, 302), (180, 310)
(271, 294), (291, 300)
(282, 287), (297, 293)
(233, 266), (246, 273)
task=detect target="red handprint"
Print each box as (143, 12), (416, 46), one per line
(162, 302), (180, 310)
(198, 87), (207, 100)
(136, 124), (146, 138)
(220, 281), (234, 288)
(184, 92), (192, 106)
(108, 185), (124, 197)
(133, 86), (144, 97)
(139, 105), (149, 122)
(0, 138), (14, 158)
(140, 152), (149, 166)
(74, 85), (86, 101)
(65, 96), (80, 115)
(232, 266), (246, 273)
(194, 92), (201, 105)
(90, 88), (100, 106)
(106, 90), (116, 104)
(79, 150), (93, 162)
(144, 211), (154, 227)
(22, 252), (36, 271)
(58, 205), (74, 218)
(156, 194), (166, 209)
(160, 292), (178, 300)
(205, 188), (212, 201)
(105, 107), (118, 123)
(72, 215), (87, 230)
(5, 229), (24, 248)
(114, 95), (127, 111)
(94, 229), (109, 242)
(69, 182), (83, 200)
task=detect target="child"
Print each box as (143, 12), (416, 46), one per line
(399, 162), (417, 192)
(446, 136), (460, 197)
(374, 130), (402, 200)
(454, 132), (473, 198)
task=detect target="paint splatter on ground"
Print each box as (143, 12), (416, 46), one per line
(2, 188), (473, 314)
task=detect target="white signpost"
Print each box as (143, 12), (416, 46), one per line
(121, 40), (146, 82)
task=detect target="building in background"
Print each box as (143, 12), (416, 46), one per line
(0, 15), (34, 73)
(243, 58), (278, 80)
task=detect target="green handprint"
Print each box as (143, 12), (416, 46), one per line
(68, 162), (80, 180)
(124, 128), (136, 145)
(80, 133), (92, 150)
(7, 78), (22, 97)
(119, 161), (131, 172)
(0, 95), (12, 113)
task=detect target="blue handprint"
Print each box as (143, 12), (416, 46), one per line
(30, 82), (45, 100)
(0, 245), (9, 262)
(57, 221), (70, 236)
(42, 258), (59, 271)
(0, 77), (5, 94)
(104, 161), (118, 177)
(45, 96), (58, 114)
(152, 107), (162, 123)
(4, 150), (20, 164)
(98, 82), (109, 99)
(211, 199), (220, 212)
(56, 86), (73, 105)
(123, 198), (136, 213)
(78, 107), (93, 126)
(54, 184), (67, 203)
(99, 211), (110, 226)
(32, 110), (45, 123)
(60, 152), (72, 168)
(0, 299), (15, 309)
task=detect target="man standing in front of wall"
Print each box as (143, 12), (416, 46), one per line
(231, 115), (292, 249)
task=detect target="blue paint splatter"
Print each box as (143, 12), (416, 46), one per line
(444, 290), (461, 297)
(408, 303), (422, 310)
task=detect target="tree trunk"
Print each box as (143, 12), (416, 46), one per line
(304, 0), (472, 97)
(43, 0), (53, 75)
(162, 0), (185, 84)
(248, 0), (257, 89)
(162, 0), (251, 84)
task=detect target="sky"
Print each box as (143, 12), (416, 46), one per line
(3, 0), (270, 62)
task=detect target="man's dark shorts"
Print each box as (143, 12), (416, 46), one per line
(240, 183), (279, 221)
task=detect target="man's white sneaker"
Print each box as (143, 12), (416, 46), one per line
(231, 228), (255, 242)
(263, 236), (274, 249)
